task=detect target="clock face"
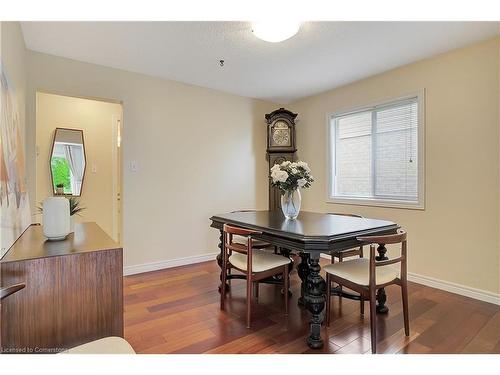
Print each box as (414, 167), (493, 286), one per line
(271, 121), (291, 147)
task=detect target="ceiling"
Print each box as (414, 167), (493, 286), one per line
(21, 22), (500, 103)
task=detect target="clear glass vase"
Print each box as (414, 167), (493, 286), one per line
(281, 189), (301, 220)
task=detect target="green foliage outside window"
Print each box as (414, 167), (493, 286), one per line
(51, 157), (72, 194)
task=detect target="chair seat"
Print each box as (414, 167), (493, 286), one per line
(61, 336), (136, 354)
(324, 258), (398, 286)
(229, 250), (290, 273)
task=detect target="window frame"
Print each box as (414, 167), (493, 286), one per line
(326, 90), (425, 210)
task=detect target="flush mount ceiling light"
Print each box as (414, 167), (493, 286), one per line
(251, 21), (301, 43)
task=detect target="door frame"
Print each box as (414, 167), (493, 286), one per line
(111, 112), (123, 243)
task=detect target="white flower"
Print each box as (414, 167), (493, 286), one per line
(291, 168), (298, 175)
(297, 161), (311, 173)
(270, 164), (281, 173)
(297, 178), (307, 188)
(274, 170), (289, 183)
(290, 162), (298, 168)
(281, 161), (291, 167)
(270, 169), (283, 182)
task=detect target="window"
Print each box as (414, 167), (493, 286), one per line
(328, 94), (424, 209)
(51, 142), (85, 195)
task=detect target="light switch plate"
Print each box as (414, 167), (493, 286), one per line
(129, 161), (138, 172)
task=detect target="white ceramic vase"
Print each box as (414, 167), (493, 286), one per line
(42, 197), (70, 241)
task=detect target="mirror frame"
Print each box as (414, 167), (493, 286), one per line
(49, 127), (87, 197)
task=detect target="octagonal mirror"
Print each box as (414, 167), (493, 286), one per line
(50, 128), (86, 196)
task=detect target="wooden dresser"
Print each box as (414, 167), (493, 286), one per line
(0, 222), (123, 353)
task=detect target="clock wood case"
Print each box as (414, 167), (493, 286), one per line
(265, 108), (298, 211)
(265, 108), (297, 153)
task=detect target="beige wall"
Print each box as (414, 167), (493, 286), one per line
(35, 92), (122, 240)
(289, 38), (500, 294)
(26, 51), (276, 268)
(21, 25), (500, 296)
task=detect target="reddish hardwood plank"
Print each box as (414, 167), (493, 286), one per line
(123, 259), (500, 354)
(461, 312), (500, 353)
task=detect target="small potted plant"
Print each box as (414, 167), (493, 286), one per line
(55, 183), (65, 195)
(68, 197), (85, 233)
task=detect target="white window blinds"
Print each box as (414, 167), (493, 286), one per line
(330, 97), (422, 207)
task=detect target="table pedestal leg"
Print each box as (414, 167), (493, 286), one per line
(297, 252), (310, 306)
(375, 244), (389, 314)
(305, 255), (326, 349)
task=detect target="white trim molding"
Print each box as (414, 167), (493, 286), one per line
(407, 272), (500, 306)
(123, 252), (218, 276)
(319, 253), (499, 305)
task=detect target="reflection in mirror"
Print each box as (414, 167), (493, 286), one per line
(50, 128), (86, 196)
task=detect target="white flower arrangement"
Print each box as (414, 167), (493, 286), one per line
(270, 160), (314, 192)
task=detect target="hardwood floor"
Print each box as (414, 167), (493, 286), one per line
(124, 257), (500, 354)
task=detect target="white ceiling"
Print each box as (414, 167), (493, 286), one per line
(21, 22), (500, 103)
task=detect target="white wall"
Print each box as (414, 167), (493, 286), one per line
(26, 51), (276, 268)
(289, 37), (500, 295)
(35, 92), (122, 240)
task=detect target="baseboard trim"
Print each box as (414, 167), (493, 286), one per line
(123, 252), (218, 276)
(407, 272), (500, 305)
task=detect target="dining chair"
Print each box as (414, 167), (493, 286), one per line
(220, 224), (291, 328)
(230, 210), (272, 250)
(326, 213), (365, 303)
(61, 337), (136, 354)
(228, 210), (276, 294)
(324, 229), (409, 354)
(327, 213), (364, 263)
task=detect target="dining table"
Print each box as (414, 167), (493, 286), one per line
(209, 210), (399, 349)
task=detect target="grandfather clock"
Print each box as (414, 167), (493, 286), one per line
(265, 108), (298, 211)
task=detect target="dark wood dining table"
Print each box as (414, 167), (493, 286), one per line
(210, 210), (399, 349)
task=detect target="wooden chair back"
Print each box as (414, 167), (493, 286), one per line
(357, 229), (407, 287)
(227, 212), (271, 249)
(328, 213), (365, 260)
(222, 224), (262, 271)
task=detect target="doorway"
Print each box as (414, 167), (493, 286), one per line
(35, 92), (123, 243)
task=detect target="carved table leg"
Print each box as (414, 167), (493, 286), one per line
(304, 254), (326, 349)
(375, 244), (389, 314)
(297, 252), (310, 306)
(216, 229), (229, 293)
